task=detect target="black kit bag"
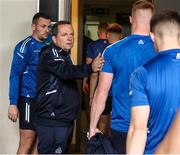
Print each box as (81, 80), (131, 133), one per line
(86, 133), (117, 154)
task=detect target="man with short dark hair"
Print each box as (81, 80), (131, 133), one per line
(127, 10), (180, 154)
(35, 21), (104, 154)
(8, 12), (51, 154)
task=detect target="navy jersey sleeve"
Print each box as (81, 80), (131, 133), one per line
(129, 67), (149, 106)
(9, 41), (30, 105)
(42, 50), (93, 79)
(101, 47), (113, 73)
(86, 43), (94, 59)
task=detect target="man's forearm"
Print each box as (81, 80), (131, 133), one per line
(89, 72), (113, 138)
(89, 89), (108, 132)
(127, 127), (147, 154)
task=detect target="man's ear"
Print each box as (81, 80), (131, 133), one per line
(32, 24), (36, 31)
(150, 32), (155, 42)
(52, 36), (57, 44)
(129, 16), (132, 24)
(120, 34), (123, 39)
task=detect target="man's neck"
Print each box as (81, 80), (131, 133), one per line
(158, 37), (180, 52)
(32, 34), (43, 42)
(131, 23), (150, 36)
(132, 29), (150, 36)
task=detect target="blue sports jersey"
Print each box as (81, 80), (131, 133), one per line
(86, 39), (109, 59)
(130, 49), (180, 154)
(102, 34), (157, 132)
(9, 36), (50, 105)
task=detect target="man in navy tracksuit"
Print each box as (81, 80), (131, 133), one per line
(8, 13), (51, 154)
(35, 21), (104, 154)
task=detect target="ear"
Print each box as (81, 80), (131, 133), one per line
(32, 23), (36, 31)
(150, 32), (155, 42)
(52, 36), (57, 44)
(129, 16), (132, 24)
(120, 34), (123, 39)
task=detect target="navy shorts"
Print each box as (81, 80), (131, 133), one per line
(110, 129), (127, 154)
(37, 124), (74, 154)
(17, 96), (36, 130)
(102, 96), (112, 115)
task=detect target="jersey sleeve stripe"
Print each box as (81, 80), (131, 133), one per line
(20, 38), (31, 53)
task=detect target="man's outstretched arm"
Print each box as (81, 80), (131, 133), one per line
(89, 72), (113, 139)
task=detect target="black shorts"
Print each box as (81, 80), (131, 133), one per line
(17, 96), (36, 130)
(110, 129), (127, 154)
(102, 96), (112, 115)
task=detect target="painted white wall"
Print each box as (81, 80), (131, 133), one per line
(0, 0), (37, 153)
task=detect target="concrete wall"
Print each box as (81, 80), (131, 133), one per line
(0, 0), (37, 153)
(154, 0), (180, 13)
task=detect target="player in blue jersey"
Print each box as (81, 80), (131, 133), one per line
(86, 23), (109, 63)
(83, 22), (109, 94)
(88, 0), (156, 153)
(90, 23), (123, 135)
(127, 10), (180, 154)
(8, 13), (51, 154)
(83, 22), (109, 126)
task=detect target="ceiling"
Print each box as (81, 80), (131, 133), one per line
(84, 0), (135, 6)
(84, 0), (136, 14)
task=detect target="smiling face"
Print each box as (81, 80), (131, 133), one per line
(52, 24), (74, 52)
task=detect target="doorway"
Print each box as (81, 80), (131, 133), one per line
(83, 0), (136, 40)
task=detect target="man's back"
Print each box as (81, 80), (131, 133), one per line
(131, 49), (180, 153)
(87, 39), (108, 60)
(127, 10), (180, 154)
(102, 34), (156, 132)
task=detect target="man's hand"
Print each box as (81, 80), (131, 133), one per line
(89, 97), (93, 107)
(83, 78), (89, 94)
(88, 128), (102, 140)
(92, 53), (104, 72)
(8, 105), (19, 122)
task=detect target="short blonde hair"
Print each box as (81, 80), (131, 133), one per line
(132, 0), (154, 15)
